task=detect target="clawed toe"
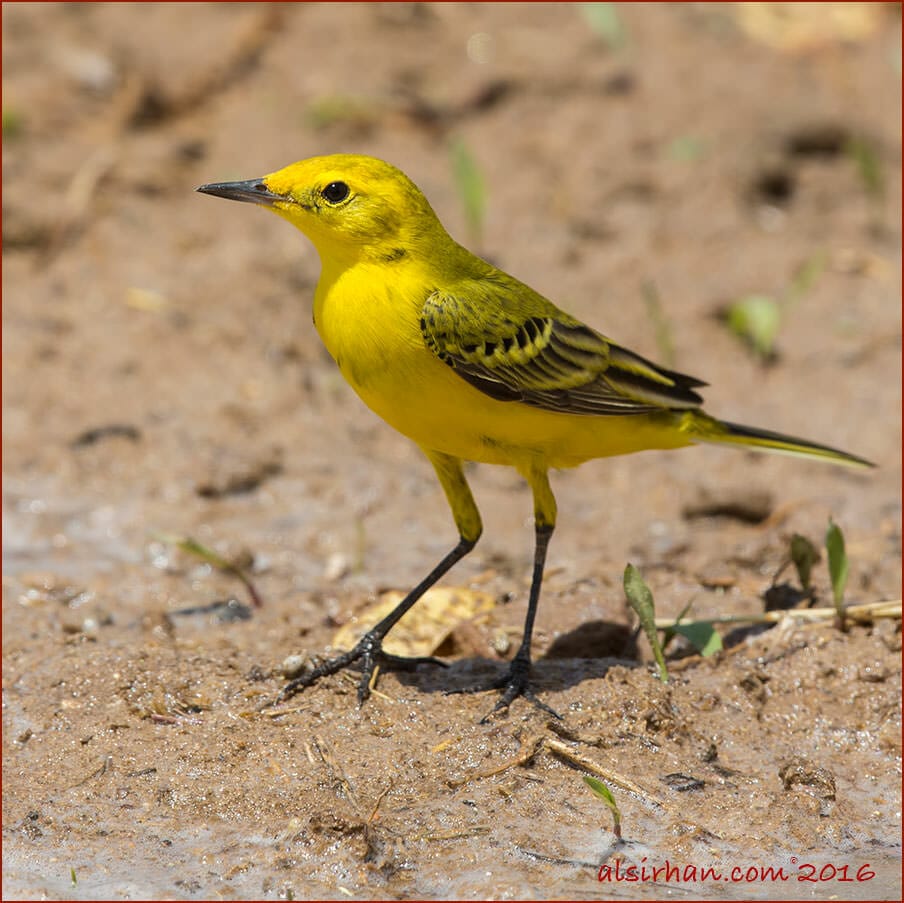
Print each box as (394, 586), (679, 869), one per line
(481, 683), (561, 722)
(275, 634), (447, 706)
(447, 658), (561, 722)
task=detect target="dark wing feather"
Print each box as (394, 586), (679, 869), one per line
(421, 285), (705, 416)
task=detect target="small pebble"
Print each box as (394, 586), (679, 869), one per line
(662, 773), (706, 792)
(281, 654), (307, 679)
(323, 553), (350, 582)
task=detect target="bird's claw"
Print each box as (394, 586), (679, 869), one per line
(275, 632), (447, 706)
(481, 683), (561, 723)
(448, 656), (562, 722)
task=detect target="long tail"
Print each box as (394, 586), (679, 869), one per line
(683, 412), (874, 469)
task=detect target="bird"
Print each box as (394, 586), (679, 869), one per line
(197, 154), (871, 719)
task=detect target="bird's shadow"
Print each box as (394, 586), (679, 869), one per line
(403, 619), (641, 697)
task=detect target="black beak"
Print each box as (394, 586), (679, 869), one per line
(196, 178), (284, 207)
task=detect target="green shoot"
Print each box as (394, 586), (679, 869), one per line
(666, 135), (706, 163)
(154, 533), (263, 609)
(660, 599), (722, 656)
(642, 282), (675, 368)
(583, 775), (622, 839)
(624, 564), (668, 682)
(845, 136), (884, 197)
(449, 138), (487, 249)
(70, 867), (77, 887)
(660, 598), (694, 651)
(825, 519), (849, 626)
(671, 620), (723, 657)
(786, 250), (828, 307)
(354, 515), (367, 575)
(790, 533), (819, 591)
(725, 294), (782, 360)
(723, 250), (826, 360)
(577, 3), (627, 49)
(304, 96), (377, 131)
(2, 108), (23, 139)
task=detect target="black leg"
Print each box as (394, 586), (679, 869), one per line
(480, 522), (561, 722)
(447, 465), (560, 720)
(277, 536), (476, 705)
(277, 451), (483, 707)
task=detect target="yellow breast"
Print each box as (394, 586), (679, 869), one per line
(313, 262), (690, 470)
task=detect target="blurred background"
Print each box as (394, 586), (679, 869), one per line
(4, 0), (900, 599)
(3, 3), (901, 899)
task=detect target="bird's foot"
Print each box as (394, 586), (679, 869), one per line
(450, 655), (562, 723)
(276, 632), (447, 706)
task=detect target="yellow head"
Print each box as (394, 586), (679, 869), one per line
(198, 154), (445, 264)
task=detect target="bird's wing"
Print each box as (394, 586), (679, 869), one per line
(421, 281), (705, 415)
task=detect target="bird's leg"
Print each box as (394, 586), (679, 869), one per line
(277, 451), (482, 706)
(480, 520), (560, 722)
(277, 537), (475, 705)
(448, 466), (561, 720)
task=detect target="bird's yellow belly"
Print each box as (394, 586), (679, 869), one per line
(340, 335), (688, 469)
(315, 272), (691, 471)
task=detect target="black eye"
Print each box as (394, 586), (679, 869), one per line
(322, 181), (350, 203)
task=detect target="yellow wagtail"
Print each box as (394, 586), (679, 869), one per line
(198, 154), (871, 719)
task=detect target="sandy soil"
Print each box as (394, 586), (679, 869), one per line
(3, 3), (901, 900)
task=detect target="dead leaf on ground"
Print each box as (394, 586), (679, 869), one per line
(331, 586), (496, 658)
(734, 3), (888, 52)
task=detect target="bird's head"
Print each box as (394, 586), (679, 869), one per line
(198, 154), (444, 264)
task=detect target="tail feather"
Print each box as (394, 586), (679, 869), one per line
(685, 414), (874, 469)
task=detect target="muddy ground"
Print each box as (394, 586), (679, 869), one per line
(2, 3), (901, 900)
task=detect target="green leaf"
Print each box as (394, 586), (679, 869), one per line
(790, 533), (819, 591)
(583, 775), (622, 838)
(154, 532), (263, 609)
(624, 564), (668, 682)
(786, 251), (828, 306)
(846, 137), (884, 197)
(577, 3), (627, 49)
(449, 138), (486, 247)
(642, 282), (675, 368)
(660, 598), (695, 651)
(2, 108), (23, 139)
(304, 95), (376, 130)
(725, 295), (782, 358)
(671, 621), (723, 657)
(825, 519), (849, 611)
(667, 135), (706, 163)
